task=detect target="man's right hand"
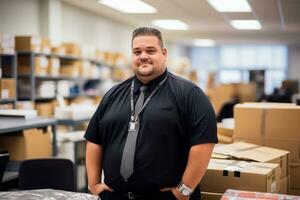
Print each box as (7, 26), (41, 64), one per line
(90, 183), (113, 195)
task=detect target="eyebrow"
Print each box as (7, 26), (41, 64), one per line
(132, 46), (157, 51)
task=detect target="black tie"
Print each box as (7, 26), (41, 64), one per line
(120, 86), (147, 181)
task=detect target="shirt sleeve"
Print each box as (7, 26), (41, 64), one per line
(84, 99), (105, 145)
(185, 87), (218, 146)
(84, 84), (118, 145)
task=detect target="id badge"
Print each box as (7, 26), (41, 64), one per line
(128, 121), (137, 131)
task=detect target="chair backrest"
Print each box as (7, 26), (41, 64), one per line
(19, 158), (75, 191)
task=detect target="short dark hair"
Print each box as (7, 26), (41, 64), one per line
(132, 27), (164, 48)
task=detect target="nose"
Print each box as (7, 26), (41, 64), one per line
(139, 52), (149, 62)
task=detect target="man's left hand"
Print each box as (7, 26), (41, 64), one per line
(160, 187), (189, 200)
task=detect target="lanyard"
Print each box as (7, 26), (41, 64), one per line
(130, 75), (168, 122)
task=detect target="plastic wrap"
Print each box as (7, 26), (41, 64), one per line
(0, 189), (99, 200)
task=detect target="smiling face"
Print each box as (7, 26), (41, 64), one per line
(131, 35), (167, 84)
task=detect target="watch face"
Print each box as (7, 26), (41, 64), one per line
(182, 189), (190, 196)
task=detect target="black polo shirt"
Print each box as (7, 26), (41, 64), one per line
(84, 69), (218, 193)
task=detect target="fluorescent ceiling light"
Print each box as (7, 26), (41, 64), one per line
(193, 39), (215, 47)
(230, 20), (262, 30)
(98, 0), (157, 13)
(152, 20), (189, 30)
(207, 0), (252, 12)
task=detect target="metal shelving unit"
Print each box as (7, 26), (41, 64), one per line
(16, 51), (103, 102)
(0, 117), (57, 190)
(0, 53), (17, 107)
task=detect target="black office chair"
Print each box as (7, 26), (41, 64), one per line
(19, 158), (75, 191)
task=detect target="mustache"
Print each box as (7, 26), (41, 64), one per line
(138, 61), (152, 66)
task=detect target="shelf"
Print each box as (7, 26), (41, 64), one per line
(18, 74), (101, 81)
(16, 51), (103, 65)
(0, 98), (16, 104)
(0, 53), (16, 56)
(34, 96), (56, 101)
(17, 51), (52, 57)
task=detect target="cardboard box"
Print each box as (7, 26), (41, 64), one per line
(0, 103), (14, 109)
(60, 61), (80, 77)
(220, 189), (300, 200)
(234, 103), (300, 140)
(16, 101), (35, 110)
(35, 102), (54, 117)
(0, 32), (15, 54)
(279, 176), (289, 194)
(0, 128), (52, 160)
(265, 139), (300, 162)
(18, 56), (49, 76)
(217, 123), (234, 137)
(52, 46), (65, 55)
(0, 78), (16, 98)
(80, 61), (91, 78)
(41, 38), (51, 54)
(61, 43), (81, 56)
(290, 188), (300, 196)
(201, 192), (223, 200)
(207, 84), (237, 115)
(15, 36), (41, 52)
(201, 159), (280, 193)
(237, 83), (256, 103)
(48, 58), (60, 76)
(291, 163), (300, 189)
(217, 134), (234, 144)
(234, 103), (266, 140)
(265, 107), (300, 140)
(213, 142), (289, 179)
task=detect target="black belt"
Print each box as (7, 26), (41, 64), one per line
(117, 191), (167, 200)
(120, 192), (143, 199)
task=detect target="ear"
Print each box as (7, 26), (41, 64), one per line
(162, 48), (167, 57)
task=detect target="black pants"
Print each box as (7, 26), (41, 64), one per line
(99, 186), (200, 200)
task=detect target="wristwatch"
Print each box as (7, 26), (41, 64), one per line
(177, 181), (193, 196)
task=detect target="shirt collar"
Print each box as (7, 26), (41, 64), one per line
(134, 69), (168, 94)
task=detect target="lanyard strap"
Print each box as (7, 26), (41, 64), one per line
(130, 75), (168, 122)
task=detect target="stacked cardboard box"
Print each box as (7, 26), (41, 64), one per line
(18, 56), (49, 76)
(220, 189), (300, 200)
(0, 78), (16, 99)
(207, 83), (256, 115)
(60, 60), (81, 77)
(212, 142), (290, 194)
(35, 101), (55, 117)
(217, 118), (234, 144)
(41, 38), (51, 54)
(0, 33), (15, 54)
(61, 43), (81, 56)
(52, 46), (65, 55)
(0, 103), (13, 109)
(15, 36), (42, 52)
(234, 102), (300, 194)
(16, 101), (35, 110)
(201, 159), (281, 194)
(80, 61), (91, 78)
(0, 128), (52, 160)
(48, 57), (60, 76)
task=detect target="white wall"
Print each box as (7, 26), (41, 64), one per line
(0, 0), (40, 35)
(288, 46), (300, 90)
(0, 0), (134, 57)
(61, 2), (132, 57)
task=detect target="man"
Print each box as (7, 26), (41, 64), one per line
(85, 27), (218, 200)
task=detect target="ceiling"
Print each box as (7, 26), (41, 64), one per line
(61, 0), (300, 45)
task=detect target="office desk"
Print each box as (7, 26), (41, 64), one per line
(0, 189), (99, 200)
